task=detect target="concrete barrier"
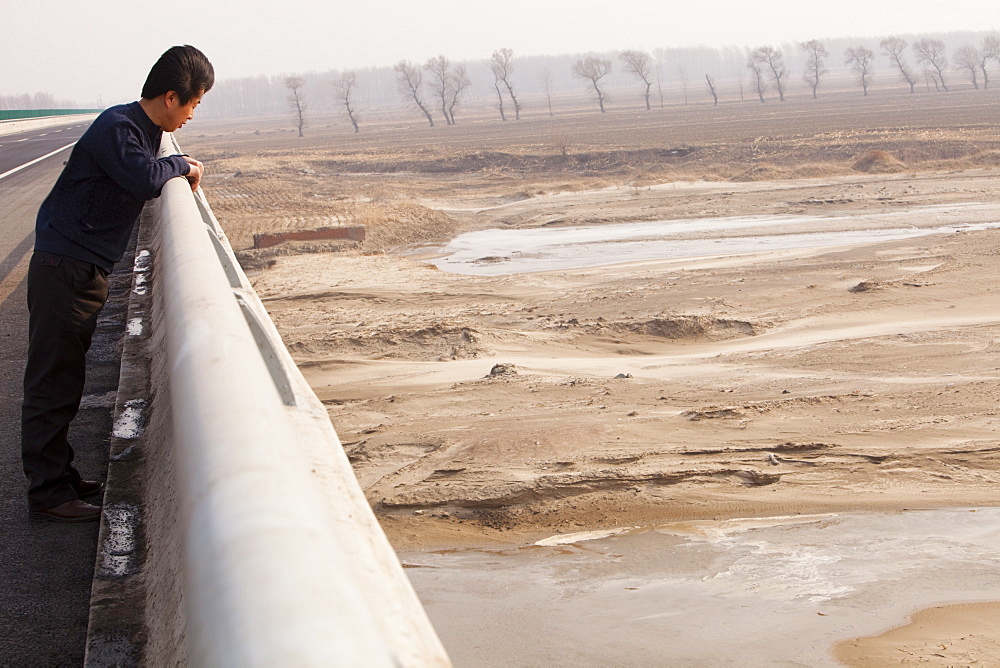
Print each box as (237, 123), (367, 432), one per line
(101, 133), (449, 665)
(0, 113), (97, 136)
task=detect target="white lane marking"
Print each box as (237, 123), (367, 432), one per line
(0, 141), (75, 181)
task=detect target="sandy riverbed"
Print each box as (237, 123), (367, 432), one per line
(247, 173), (1000, 545)
(248, 173), (1000, 664)
(184, 94), (1000, 663)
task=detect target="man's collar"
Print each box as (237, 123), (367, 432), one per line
(132, 100), (162, 133)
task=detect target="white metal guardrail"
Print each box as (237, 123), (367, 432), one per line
(154, 133), (450, 666)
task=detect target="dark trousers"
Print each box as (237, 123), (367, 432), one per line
(21, 251), (109, 512)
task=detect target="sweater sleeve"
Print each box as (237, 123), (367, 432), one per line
(86, 119), (190, 201)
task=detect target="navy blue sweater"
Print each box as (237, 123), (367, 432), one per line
(34, 102), (190, 272)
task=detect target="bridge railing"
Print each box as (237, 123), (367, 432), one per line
(149, 132), (449, 665)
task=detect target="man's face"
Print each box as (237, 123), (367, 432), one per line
(163, 91), (203, 132)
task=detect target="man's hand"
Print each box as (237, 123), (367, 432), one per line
(183, 156), (204, 192)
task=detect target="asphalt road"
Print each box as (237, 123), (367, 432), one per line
(0, 122), (89, 177)
(0, 122), (120, 666)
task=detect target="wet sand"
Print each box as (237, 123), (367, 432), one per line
(835, 601), (1000, 665)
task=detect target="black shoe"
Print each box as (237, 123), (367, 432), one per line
(29, 499), (102, 523)
(75, 480), (105, 499)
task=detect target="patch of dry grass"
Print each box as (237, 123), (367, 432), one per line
(971, 150), (1000, 166)
(732, 163), (794, 181)
(356, 202), (458, 251)
(852, 150), (907, 174)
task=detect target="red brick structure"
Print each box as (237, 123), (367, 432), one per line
(253, 226), (366, 249)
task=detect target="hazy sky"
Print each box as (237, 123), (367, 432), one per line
(3, 0), (998, 104)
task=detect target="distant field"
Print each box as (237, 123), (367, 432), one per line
(182, 86), (1000, 249)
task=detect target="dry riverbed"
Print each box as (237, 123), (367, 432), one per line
(184, 94), (1000, 664)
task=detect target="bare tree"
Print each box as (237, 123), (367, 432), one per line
(913, 38), (949, 91)
(619, 49), (654, 110)
(746, 51), (768, 102)
(678, 65), (690, 105)
(394, 60), (434, 126)
(424, 55), (454, 125)
(880, 37), (917, 93)
(924, 69), (942, 92)
(285, 76), (306, 137)
(799, 39), (829, 98)
(540, 67), (555, 116)
(844, 46), (875, 96)
(336, 72), (360, 133)
(490, 48), (521, 120)
(986, 32), (1000, 63)
(751, 46), (787, 101)
(721, 46), (745, 101)
(705, 74), (718, 105)
(653, 48), (667, 108)
(954, 45), (981, 89)
(982, 33), (1000, 89)
(446, 64), (470, 124)
(491, 67), (506, 121)
(572, 57), (612, 113)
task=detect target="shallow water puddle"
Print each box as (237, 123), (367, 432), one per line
(400, 507), (1000, 666)
(422, 204), (1000, 275)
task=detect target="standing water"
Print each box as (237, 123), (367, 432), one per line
(400, 508), (1000, 666)
(419, 204), (1000, 275)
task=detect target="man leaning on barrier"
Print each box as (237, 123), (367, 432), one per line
(21, 45), (214, 522)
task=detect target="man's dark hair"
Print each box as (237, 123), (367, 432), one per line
(141, 45), (215, 104)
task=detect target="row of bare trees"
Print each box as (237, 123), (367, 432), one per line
(281, 33), (1000, 134)
(395, 49), (671, 120)
(844, 35), (999, 96)
(396, 48), (675, 119)
(945, 35), (1000, 90)
(285, 50), (494, 135)
(749, 34), (1000, 102)
(560, 33), (999, 114)
(394, 52), (502, 127)
(0, 91), (85, 110)
(284, 71), (361, 136)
